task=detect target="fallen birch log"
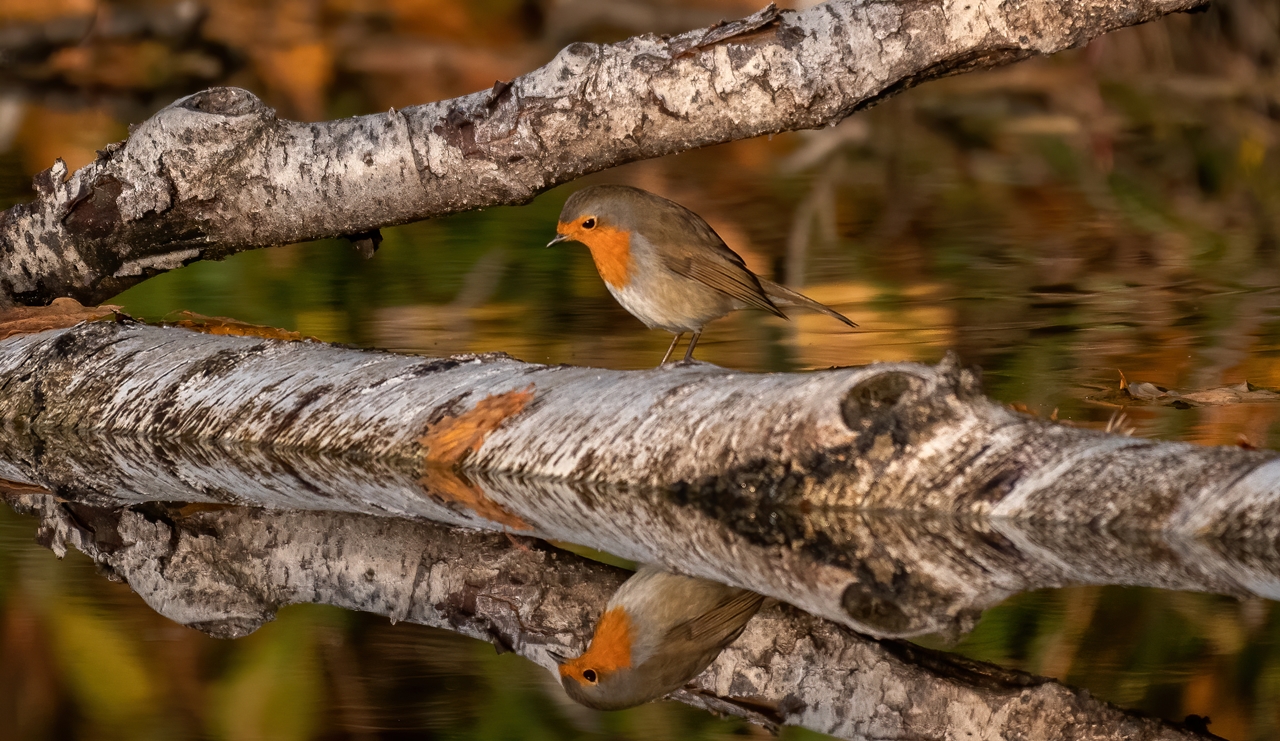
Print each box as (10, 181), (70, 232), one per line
(5, 491), (1212, 741)
(0, 0), (1208, 306)
(0, 319), (1275, 640)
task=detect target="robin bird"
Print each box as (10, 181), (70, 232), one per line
(553, 564), (765, 710)
(547, 185), (857, 364)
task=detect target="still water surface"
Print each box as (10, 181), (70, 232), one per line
(3, 0), (1280, 738)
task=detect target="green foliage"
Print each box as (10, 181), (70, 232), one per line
(210, 607), (328, 741)
(47, 600), (158, 738)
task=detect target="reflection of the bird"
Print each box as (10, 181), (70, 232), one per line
(554, 565), (764, 710)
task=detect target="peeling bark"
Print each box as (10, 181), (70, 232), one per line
(0, 320), (1275, 642)
(7, 493), (1212, 741)
(0, 0), (1208, 306)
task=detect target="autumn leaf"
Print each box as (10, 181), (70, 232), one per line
(0, 297), (121, 340)
(1090, 377), (1280, 408)
(161, 311), (310, 342)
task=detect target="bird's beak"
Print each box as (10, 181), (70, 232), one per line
(546, 233), (569, 248)
(547, 647), (571, 665)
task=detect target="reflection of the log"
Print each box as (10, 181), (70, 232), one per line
(8, 493), (1208, 740)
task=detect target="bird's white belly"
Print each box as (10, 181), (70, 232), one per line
(605, 277), (736, 334)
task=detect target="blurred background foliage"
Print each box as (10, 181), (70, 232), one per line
(2, 0), (1280, 738)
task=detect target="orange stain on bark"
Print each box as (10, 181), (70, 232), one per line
(420, 465), (530, 531)
(418, 386), (536, 530)
(419, 386), (535, 465)
(557, 220), (632, 288)
(559, 606), (634, 684)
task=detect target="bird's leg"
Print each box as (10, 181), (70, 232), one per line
(660, 333), (684, 365)
(683, 330), (703, 362)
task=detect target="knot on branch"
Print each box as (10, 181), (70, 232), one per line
(536, 41), (599, 98)
(841, 557), (981, 637)
(841, 354), (980, 459)
(111, 86), (278, 223)
(840, 574), (921, 636)
(177, 87), (270, 117)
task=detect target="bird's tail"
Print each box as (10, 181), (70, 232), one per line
(760, 279), (858, 328)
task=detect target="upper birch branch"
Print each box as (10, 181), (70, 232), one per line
(0, 0), (1207, 306)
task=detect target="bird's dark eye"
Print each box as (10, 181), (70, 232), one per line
(582, 669), (598, 683)
(582, 218), (596, 230)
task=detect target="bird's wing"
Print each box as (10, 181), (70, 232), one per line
(653, 204), (785, 318)
(665, 589), (765, 648)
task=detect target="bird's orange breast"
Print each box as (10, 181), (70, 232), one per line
(558, 606), (634, 684)
(559, 221), (633, 288)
